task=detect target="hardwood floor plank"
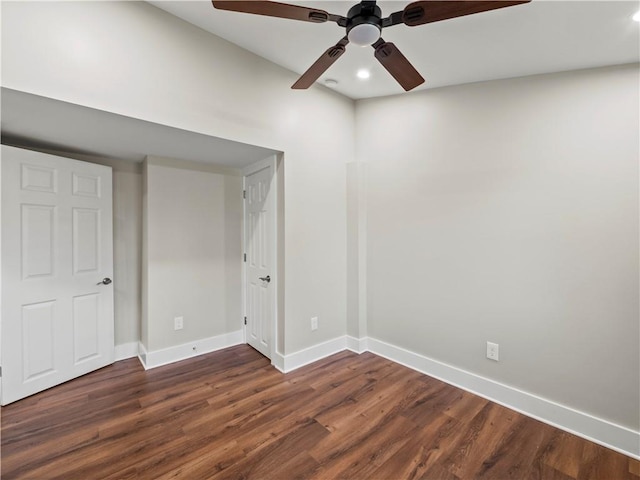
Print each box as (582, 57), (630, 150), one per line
(474, 415), (556, 479)
(266, 451), (320, 480)
(305, 352), (390, 391)
(577, 442), (634, 480)
(1, 344), (634, 480)
(313, 362), (418, 432)
(308, 371), (429, 469)
(541, 430), (587, 479)
(441, 389), (490, 424)
(401, 379), (465, 427)
(150, 440), (245, 480)
(441, 402), (519, 478)
(310, 414), (418, 479)
(420, 462), (462, 480)
(371, 413), (465, 479)
(539, 464), (578, 480)
(209, 419), (329, 479)
(182, 381), (313, 439)
(0, 424), (100, 476)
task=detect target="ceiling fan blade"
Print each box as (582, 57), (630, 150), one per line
(212, 1), (336, 23)
(372, 39), (425, 91)
(401, 1), (531, 27)
(292, 37), (349, 90)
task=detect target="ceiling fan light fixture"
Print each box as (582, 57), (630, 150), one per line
(347, 23), (381, 46)
(212, 0), (534, 92)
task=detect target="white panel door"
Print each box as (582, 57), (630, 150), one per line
(245, 165), (273, 358)
(1, 145), (114, 405)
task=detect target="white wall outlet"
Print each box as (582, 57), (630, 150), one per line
(486, 341), (499, 361)
(174, 316), (184, 331)
(311, 316), (318, 331)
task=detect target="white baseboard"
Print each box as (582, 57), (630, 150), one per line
(114, 342), (139, 361)
(346, 335), (369, 354)
(137, 341), (148, 368)
(365, 337), (639, 460)
(278, 336), (348, 373)
(138, 330), (244, 370)
(271, 352), (286, 373)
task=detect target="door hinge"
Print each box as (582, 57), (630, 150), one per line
(243, 253), (247, 262)
(243, 190), (246, 199)
(244, 316), (247, 325)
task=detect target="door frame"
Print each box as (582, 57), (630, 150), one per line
(242, 155), (279, 361)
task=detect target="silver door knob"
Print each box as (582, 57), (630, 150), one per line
(97, 277), (112, 285)
(259, 275), (271, 283)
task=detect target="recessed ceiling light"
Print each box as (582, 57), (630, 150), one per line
(357, 69), (370, 80)
(633, 10), (640, 22)
(324, 79), (338, 87)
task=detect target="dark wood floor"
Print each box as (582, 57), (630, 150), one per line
(1, 345), (638, 479)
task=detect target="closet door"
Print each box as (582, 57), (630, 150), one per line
(1, 145), (114, 405)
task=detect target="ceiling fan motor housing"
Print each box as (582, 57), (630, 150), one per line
(346, 2), (382, 46)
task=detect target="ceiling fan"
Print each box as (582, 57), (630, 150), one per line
(211, 0), (531, 92)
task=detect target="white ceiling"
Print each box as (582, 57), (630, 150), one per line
(1, 88), (277, 167)
(150, 0), (640, 99)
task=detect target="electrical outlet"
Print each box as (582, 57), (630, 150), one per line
(311, 316), (318, 331)
(486, 341), (499, 361)
(174, 316), (184, 331)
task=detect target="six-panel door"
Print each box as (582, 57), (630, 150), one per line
(245, 165), (272, 359)
(1, 145), (114, 405)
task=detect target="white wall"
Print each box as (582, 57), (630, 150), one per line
(112, 165), (142, 347)
(143, 157), (242, 352)
(1, 1), (354, 355)
(356, 64), (640, 432)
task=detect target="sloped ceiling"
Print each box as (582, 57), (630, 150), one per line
(150, 1), (640, 99)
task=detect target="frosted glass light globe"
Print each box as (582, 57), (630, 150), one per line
(348, 23), (381, 46)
